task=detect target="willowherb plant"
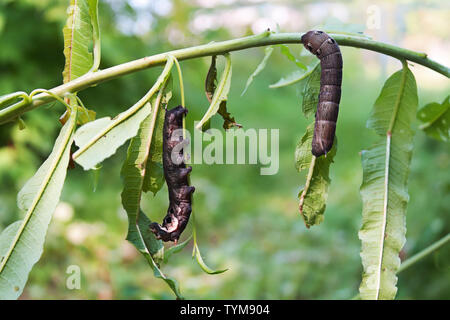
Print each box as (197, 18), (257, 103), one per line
(0, 0), (448, 300)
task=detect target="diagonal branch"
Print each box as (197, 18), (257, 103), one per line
(1, 32), (449, 124)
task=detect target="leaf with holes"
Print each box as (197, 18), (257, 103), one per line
(196, 54), (232, 130)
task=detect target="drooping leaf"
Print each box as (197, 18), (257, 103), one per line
(295, 124), (337, 228)
(359, 64), (418, 300)
(193, 242), (228, 275)
(126, 209), (183, 299)
(196, 54), (232, 130)
(120, 83), (183, 298)
(62, 0), (94, 83)
(278, 44), (307, 70)
(87, 0), (100, 72)
(163, 235), (192, 264)
(217, 101), (242, 130)
(301, 64), (321, 118)
(241, 46), (274, 96)
(142, 81), (172, 195)
(320, 19), (371, 39)
(73, 102), (151, 170)
(72, 57), (174, 170)
(269, 61), (319, 89)
(205, 55), (217, 103)
(0, 109), (77, 299)
(417, 96), (449, 142)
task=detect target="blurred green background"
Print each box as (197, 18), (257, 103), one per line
(0, 0), (448, 299)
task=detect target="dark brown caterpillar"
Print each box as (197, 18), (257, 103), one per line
(301, 30), (342, 157)
(149, 105), (195, 242)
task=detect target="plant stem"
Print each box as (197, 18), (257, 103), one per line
(351, 233), (450, 300)
(1, 32), (449, 124)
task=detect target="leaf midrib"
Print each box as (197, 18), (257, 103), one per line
(0, 110), (76, 275)
(375, 62), (408, 299)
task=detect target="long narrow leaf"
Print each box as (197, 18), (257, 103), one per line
(0, 109), (77, 299)
(269, 61), (319, 89)
(196, 54), (232, 130)
(121, 83), (183, 298)
(62, 0), (94, 83)
(241, 46), (274, 96)
(87, 0), (100, 72)
(359, 63), (418, 300)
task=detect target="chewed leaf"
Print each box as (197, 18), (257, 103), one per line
(241, 46), (274, 96)
(359, 64), (418, 300)
(417, 96), (449, 142)
(0, 109), (77, 299)
(120, 82), (184, 298)
(205, 55), (217, 103)
(196, 54), (233, 130)
(295, 124), (337, 227)
(218, 101), (242, 130)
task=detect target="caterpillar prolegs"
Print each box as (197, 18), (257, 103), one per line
(149, 105), (195, 242)
(301, 30), (343, 157)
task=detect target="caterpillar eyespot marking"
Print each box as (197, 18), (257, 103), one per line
(301, 30), (343, 157)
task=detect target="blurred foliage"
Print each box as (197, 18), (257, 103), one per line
(0, 0), (448, 299)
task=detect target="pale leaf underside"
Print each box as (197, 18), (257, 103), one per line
(0, 110), (77, 299)
(359, 64), (418, 300)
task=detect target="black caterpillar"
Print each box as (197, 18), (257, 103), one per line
(301, 30), (343, 157)
(149, 105), (195, 242)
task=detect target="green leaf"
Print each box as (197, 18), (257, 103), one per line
(72, 57), (174, 170)
(0, 108), (77, 299)
(269, 61), (319, 89)
(217, 101), (242, 130)
(417, 96), (449, 142)
(142, 89), (172, 195)
(241, 46), (274, 96)
(121, 83), (183, 298)
(295, 124), (337, 228)
(62, 0), (94, 83)
(320, 19), (371, 39)
(163, 235), (192, 264)
(196, 53), (232, 130)
(205, 55), (217, 103)
(301, 64), (321, 118)
(278, 44), (307, 70)
(359, 63), (418, 300)
(193, 242), (228, 275)
(87, 0), (100, 72)
(126, 209), (183, 299)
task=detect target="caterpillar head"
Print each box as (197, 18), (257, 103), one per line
(301, 30), (328, 55)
